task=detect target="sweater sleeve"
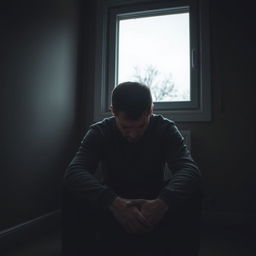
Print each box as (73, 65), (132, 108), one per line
(158, 124), (202, 208)
(63, 127), (118, 211)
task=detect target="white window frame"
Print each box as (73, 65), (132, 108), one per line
(94, 0), (211, 122)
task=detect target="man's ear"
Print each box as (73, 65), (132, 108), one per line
(109, 106), (117, 116)
(151, 104), (154, 114)
(146, 104), (154, 116)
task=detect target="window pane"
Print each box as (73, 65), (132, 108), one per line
(117, 12), (190, 102)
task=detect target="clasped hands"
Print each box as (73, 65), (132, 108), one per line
(110, 197), (168, 234)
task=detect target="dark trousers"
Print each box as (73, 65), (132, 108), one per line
(61, 189), (202, 256)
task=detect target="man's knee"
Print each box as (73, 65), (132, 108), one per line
(61, 188), (103, 254)
(155, 190), (202, 255)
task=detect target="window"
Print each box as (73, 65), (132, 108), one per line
(118, 10), (190, 102)
(94, 0), (211, 122)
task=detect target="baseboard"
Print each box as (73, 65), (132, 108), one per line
(0, 209), (61, 252)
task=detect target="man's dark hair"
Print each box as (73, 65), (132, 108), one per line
(111, 81), (152, 120)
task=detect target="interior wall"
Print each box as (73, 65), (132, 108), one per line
(179, 0), (255, 214)
(0, 0), (81, 231)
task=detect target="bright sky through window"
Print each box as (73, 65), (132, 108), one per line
(118, 12), (190, 102)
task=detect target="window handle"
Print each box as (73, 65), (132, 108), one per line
(192, 49), (197, 69)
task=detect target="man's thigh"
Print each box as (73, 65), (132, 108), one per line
(155, 190), (202, 256)
(61, 189), (116, 255)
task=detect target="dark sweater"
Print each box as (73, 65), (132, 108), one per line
(64, 115), (201, 211)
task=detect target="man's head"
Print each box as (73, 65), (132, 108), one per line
(110, 81), (153, 142)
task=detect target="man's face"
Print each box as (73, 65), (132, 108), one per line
(114, 111), (151, 143)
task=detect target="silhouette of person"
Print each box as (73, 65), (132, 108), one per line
(62, 82), (202, 256)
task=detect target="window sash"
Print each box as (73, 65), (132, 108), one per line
(117, 9), (191, 104)
(107, 1), (199, 109)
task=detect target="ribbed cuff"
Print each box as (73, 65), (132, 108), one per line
(98, 188), (118, 212)
(158, 188), (185, 210)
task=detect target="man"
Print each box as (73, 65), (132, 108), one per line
(62, 82), (202, 256)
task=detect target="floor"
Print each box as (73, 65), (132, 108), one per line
(199, 221), (256, 256)
(1, 217), (256, 256)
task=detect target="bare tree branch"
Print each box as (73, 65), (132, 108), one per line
(133, 65), (176, 101)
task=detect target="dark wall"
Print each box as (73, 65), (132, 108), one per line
(0, 0), (82, 231)
(179, 0), (256, 214)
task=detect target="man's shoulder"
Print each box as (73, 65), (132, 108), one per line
(150, 115), (182, 143)
(151, 114), (175, 129)
(149, 114), (181, 139)
(89, 116), (115, 136)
